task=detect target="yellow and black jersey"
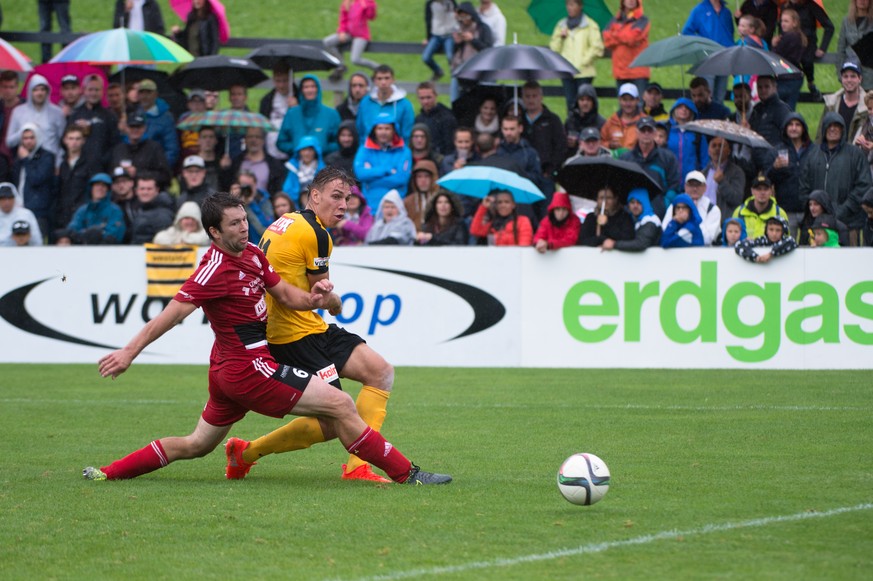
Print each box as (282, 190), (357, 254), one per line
(259, 209), (332, 344)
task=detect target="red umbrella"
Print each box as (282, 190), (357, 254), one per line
(0, 37), (33, 72)
(169, 0), (231, 44)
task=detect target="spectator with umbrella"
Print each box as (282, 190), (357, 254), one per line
(171, 0), (221, 57)
(577, 185), (634, 247)
(470, 189), (533, 246)
(549, 0), (604, 115)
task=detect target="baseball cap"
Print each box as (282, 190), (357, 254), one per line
(580, 127), (601, 141)
(751, 174), (772, 188)
(89, 173), (112, 186)
(127, 112), (146, 127)
(811, 214), (837, 230)
(187, 88), (206, 101)
(112, 166), (133, 180)
(685, 170), (706, 184)
(618, 83), (639, 99)
(0, 183), (16, 198)
(637, 116), (657, 130)
(183, 155), (205, 169)
(12, 220), (30, 234)
(61, 74), (79, 85)
(645, 82), (662, 94)
(840, 61), (861, 75)
(138, 79), (157, 92)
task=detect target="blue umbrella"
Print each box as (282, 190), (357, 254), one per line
(437, 166), (545, 204)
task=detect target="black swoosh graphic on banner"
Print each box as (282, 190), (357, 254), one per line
(348, 266), (506, 340)
(0, 278), (118, 349)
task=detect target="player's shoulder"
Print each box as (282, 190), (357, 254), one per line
(265, 210), (324, 242)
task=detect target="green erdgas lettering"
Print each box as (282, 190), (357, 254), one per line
(659, 261), (717, 343)
(785, 282), (840, 344)
(844, 281), (873, 345)
(722, 282), (781, 363)
(563, 280), (618, 343)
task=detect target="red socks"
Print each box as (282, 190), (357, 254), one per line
(346, 428), (412, 483)
(102, 440), (169, 480)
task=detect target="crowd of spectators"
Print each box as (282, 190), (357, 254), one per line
(1, 0), (872, 252)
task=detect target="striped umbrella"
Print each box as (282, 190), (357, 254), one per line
(176, 110), (273, 131)
(49, 28), (194, 65)
(0, 37), (33, 72)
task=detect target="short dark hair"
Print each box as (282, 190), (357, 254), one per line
(310, 166), (355, 195)
(373, 64), (394, 78)
(63, 124), (85, 138)
(454, 126), (475, 140)
(201, 192), (243, 240)
(135, 173), (159, 188)
(690, 77), (711, 92)
(501, 114), (521, 126)
(522, 80), (542, 92)
(417, 81), (437, 94)
(0, 70), (18, 83)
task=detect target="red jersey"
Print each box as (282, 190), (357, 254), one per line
(175, 242), (281, 364)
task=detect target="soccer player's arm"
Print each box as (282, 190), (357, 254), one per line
(307, 272), (343, 316)
(267, 278), (334, 312)
(98, 300), (198, 379)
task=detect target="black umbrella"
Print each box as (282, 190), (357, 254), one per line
(169, 55), (268, 91)
(690, 45), (800, 77)
(556, 157), (662, 202)
(851, 33), (873, 69)
(454, 44), (578, 81)
(451, 83), (512, 127)
(247, 43), (341, 71)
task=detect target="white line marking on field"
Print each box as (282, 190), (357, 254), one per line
(351, 503), (873, 581)
(406, 402), (868, 412)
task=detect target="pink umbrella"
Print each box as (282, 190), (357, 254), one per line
(0, 37), (33, 72)
(169, 0), (231, 44)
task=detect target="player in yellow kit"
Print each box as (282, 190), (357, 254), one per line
(225, 167), (396, 482)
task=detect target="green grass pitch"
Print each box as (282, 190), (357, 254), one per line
(1, 364), (871, 580)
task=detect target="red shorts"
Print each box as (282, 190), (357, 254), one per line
(202, 356), (312, 426)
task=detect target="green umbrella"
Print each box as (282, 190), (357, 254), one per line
(527, 0), (613, 35)
(630, 35), (724, 68)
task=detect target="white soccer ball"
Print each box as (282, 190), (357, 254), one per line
(557, 453), (611, 506)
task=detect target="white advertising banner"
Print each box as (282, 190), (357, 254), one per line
(0, 247), (871, 369)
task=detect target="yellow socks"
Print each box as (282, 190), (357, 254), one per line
(345, 386), (390, 474)
(243, 417), (325, 463)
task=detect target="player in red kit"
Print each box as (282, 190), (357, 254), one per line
(83, 192), (451, 485)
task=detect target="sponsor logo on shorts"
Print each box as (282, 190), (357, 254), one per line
(317, 363), (338, 383)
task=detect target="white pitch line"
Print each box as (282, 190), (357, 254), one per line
(405, 402), (869, 412)
(350, 503), (873, 581)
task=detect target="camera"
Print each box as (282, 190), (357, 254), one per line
(240, 185), (253, 197)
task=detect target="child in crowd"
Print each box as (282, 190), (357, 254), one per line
(533, 190), (581, 252)
(282, 136), (324, 205)
(661, 193), (704, 248)
(735, 215), (797, 262)
(721, 216), (747, 247)
(809, 214), (841, 247)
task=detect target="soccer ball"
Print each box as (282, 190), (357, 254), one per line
(557, 453), (610, 506)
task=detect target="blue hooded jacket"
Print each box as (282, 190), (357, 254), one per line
(353, 111), (413, 208)
(276, 74), (341, 157)
(282, 135), (325, 197)
(721, 216), (747, 246)
(661, 193), (704, 247)
(668, 98), (709, 188)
